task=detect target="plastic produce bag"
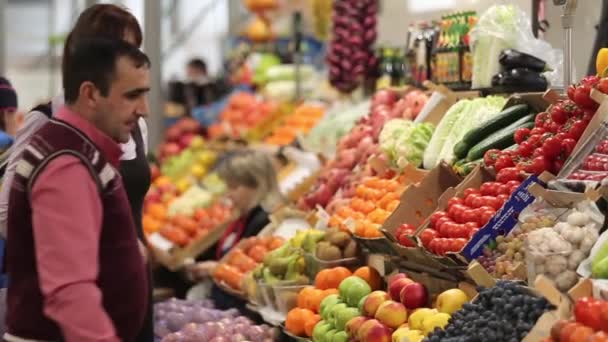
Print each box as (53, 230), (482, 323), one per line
(471, 3), (563, 89)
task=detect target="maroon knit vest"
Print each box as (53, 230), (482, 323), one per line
(5, 119), (148, 341)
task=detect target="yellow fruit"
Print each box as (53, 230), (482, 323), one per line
(245, 16), (272, 42)
(190, 165), (206, 179)
(597, 48), (608, 76)
(176, 178), (192, 194)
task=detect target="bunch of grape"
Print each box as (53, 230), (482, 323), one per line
(483, 215), (556, 280)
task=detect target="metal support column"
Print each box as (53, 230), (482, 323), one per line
(0, 0), (6, 76)
(144, 0), (163, 151)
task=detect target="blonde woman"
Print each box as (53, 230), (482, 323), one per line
(155, 150), (284, 310)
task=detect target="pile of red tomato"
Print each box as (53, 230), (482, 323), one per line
(410, 178), (522, 256)
(546, 297), (608, 342)
(485, 76), (600, 178)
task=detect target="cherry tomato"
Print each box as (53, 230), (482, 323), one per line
(547, 121), (561, 133)
(573, 84), (597, 109)
(514, 127), (531, 144)
(483, 149), (502, 167)
(463, 188), (481, 197)
(496, 184), (510, 195)
(471, 196), (485, 209)
(480, 182), (497, 196)
(494, 155), (515, 172)
(440, 222), (457, 237)
(542, 137), (562, 158)
(526, 155), (552, 175)
(429, 211), (448, 228)
(505, 180), (521, 187)
(483, 196), (503, 210)
(555, 132), (573, 141)
(497, 194), (509, 202)
(419, 229), (438, 248)
(517, 141), (534, 158)
(496, 167), (524, 183)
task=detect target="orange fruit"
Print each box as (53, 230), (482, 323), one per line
(147, 203), (167, 221)
(315, 267), (353, 290)
(297, 286), (316, 309)
(142, 215), (161, 234)
(304, 314), (321, 337)
(386, 200), (400, 212)
(285, 308), (315, 337)
(354, 266), (382, 290)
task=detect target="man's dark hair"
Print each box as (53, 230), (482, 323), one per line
(63, 38), (150, 104)
(187, 58), (207, 74)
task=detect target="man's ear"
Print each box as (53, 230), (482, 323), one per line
(79, 81), (98, 107)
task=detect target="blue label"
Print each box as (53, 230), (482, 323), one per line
(461, 175), (545, 260)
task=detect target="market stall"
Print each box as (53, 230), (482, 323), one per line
(140, 1), (608, 342)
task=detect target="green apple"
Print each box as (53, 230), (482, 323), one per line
(421, 312), (451, 335)
(328, 303), (348, 327)
(339, 276), (372, 307)
(436, 288), (469, 314)
(335, 307), (360, 331)
(332, 331), (349, 342)
(358, 294), (369, 314)
(407, 308), (437, 331)
(312, 321), (332, 342)
(320, 294), (342, 320)
(325, 329), (338, 342)
(392, 327), (424, 342)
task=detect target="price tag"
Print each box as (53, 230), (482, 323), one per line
(343, 218), (357, 234)
(148, 233), (174, 252)
(367, 254), (386, 276)
(315, 205), (330, 230)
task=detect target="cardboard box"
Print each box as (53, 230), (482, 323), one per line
(380, 162), (463, 267)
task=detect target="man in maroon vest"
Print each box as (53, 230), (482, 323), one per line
(4, 38), (150, 341)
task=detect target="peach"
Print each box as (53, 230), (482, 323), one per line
(345, 316), (368, 338)
(361, 321), (393, 342)
(374, 300), (408, 329)
(362, 291), (391, 317)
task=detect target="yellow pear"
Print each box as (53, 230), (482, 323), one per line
(421, 312), (450, 336)
(436, 288), (468, 314)
(407, 308), (437, 331)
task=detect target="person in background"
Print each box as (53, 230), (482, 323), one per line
(0, 77), (18, 138)
(5, 38), (150, 342)
(155, 150), (285, 311)
(0, 4), (154, 342)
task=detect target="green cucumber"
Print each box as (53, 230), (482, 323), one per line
(463, 104), (530, 144)
(460, 158), (483, 176)
(453, 141), (470, 160)
(466, 115), (535, 161)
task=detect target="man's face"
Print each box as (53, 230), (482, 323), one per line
(93, 56), (150, 143)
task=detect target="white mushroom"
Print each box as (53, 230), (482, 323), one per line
(546, 255), (568, 276)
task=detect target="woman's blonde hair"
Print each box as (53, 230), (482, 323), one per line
(217, 149), (285, 212)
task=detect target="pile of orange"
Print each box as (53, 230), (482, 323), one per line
(284, 266), (382, 337)
(214, 236), (285, 292)
(329, 176), (402, 238)
(208, 92), (277, 139)
(264, 104), (325, 145)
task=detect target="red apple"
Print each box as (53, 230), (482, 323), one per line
(161, 142), (181, 158)
(389, 278), (414, 302)
(372, 89), (398, 107)
(178, 133), (195, 149)
(388, 273), (408, 287)
(400, 282), (429, 310)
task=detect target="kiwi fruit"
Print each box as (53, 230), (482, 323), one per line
(326, 231), (350, 248)
(343, 240), (358, 258)
(316, 242), (342, 261)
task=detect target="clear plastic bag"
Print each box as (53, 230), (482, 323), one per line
(470, 3), (563, 88)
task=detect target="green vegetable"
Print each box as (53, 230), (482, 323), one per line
(457, 103), (530, 158)
(423, 96), (507, 169)
(592, 241), (608, 278)
(466, 118), (535, 161)
(379, 119), (435, 170)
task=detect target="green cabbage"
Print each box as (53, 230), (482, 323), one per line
(379, 119), (435, 170)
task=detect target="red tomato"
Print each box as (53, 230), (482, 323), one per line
(514, 127), (531, 144)
(428, 238), (439, 253)
(480, 182), (497, 196)
(530, 127), (546, 136)
(464, 193), (480, 207)
(469, 228), (480, 238)
(435, 217), (452, 232)
(396, 223), (417, 238)
(517, 141), (534, 158)
(420, 229), (438, 248)
(494, 155), (515, 172)
(471, 196), (485, 209)
(479, 210), (495, 226)
(463, 188), (481, 197)
(561, 138), (577, 157)
(448, 204), (466, 222)
(453, 224), (470, 239)
(497, 194), (509, 202)
(496, 184), (510, 195)
(506, 180), (521, 187)
(398, 232), (416, 247)
(551, 103), (569, 124)
(450, 238), (467, 252)
(462, 208), (478, 223)
(526, 156), (552, 175)
(568, 84), (577, 100)
(447, 197), (464, 208)
(535, 112), (550, 128)
(570, 120), (587, 140)
(527, 134), (542, 147)
(439, 221), (458, 237)
(483, 149), (502, 167)
(496, 167), (525, 183)
(430, 211), (449, 228)
(484, 196), (503, 210)
(542, 137), (562, 158)
(574, 297), (603, 331)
